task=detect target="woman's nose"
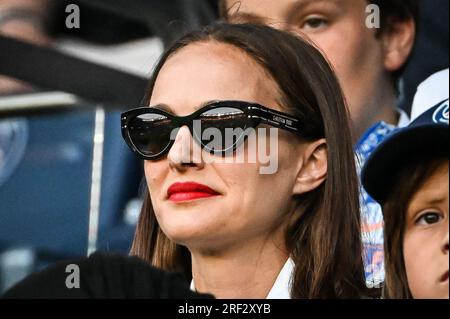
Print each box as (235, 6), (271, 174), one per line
(168, 125), (204, 171)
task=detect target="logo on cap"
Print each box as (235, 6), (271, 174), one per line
(432, 100), (449, 125)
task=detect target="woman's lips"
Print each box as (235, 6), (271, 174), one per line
(167, 182), (220, 202)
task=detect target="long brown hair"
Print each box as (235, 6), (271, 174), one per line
(130, 22), (366, 298)
(382, 154), (448, 299)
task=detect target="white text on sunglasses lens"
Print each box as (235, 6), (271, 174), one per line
(167, 120), (279, 175)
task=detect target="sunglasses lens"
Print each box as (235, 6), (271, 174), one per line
(196, 107), (254, 154)
(127, 113), (175, 158)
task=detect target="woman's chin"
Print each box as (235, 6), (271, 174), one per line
(156, 199), (234, 246)
(160, 218), (225, 245)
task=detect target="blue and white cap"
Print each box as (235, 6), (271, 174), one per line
(362, 99), (449, 205)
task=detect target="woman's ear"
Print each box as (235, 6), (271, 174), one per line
(382, 18), (416, 72)
(292, 139), (327, 195)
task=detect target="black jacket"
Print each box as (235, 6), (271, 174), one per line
(2, 252), (213, 299)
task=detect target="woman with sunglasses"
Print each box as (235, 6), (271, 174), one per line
(122, 23), (367, 299)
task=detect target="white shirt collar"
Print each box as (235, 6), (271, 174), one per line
(190, 257), (294, 299)
(265, 257), (294, 299)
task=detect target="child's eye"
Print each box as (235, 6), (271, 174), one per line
(301, 16), (329, 31)
(415, 212), (442, 226)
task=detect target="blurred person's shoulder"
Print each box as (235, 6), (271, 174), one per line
(2, 252), (213, 299)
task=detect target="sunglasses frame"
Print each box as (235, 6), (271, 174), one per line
(121, 100), (304, 160)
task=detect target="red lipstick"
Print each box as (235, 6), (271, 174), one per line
(167, 182), (220, 202)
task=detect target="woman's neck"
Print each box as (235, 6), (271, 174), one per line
(189, 233), (290, 299)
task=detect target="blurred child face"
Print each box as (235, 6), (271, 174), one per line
(224, 0), (412, 138)
(403, 162), (449, 299)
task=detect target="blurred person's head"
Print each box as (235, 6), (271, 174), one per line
(363, 100), (449, 298)
(126, 23), (366, 298)
(0, 0), (51, 95)
(220, 0), (418, 140)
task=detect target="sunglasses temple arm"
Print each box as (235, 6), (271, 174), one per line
(251, 107), (302, 135)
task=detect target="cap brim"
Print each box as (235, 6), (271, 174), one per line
(361, 124), (449, 205)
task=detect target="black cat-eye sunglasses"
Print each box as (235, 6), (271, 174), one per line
(121, 100), (307, 160)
